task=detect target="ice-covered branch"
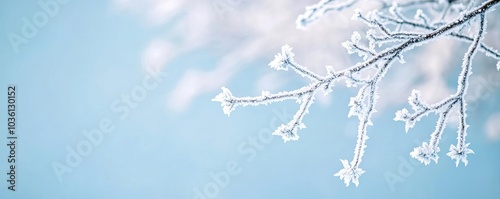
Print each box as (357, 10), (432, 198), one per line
(395, 12), (486, 167)
(335, 53), (397, 186)
(273, 90), (316, 142)
(213, 0), (499, 187)
(446, 12), (485, 167)
(345, 0), (498, 75)
(352, 5), (500, 65)
(212, 85), (318, 116)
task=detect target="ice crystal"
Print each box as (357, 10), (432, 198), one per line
(334, 159), (366, 187)
(269, 45), (294, 71)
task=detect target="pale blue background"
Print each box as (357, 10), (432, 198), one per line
(1, 1), (499, 199)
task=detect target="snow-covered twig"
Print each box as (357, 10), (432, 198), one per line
(375, 9), (500, 60)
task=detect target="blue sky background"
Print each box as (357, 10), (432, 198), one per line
(1, 0), (500, 199)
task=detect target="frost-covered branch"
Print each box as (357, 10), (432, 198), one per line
(395, 12), (486, 167)
(213, 0), (499, 187)
(296, 0), (359, 29)
(269, 45), (323, 81)
(296, 0), (464, 29)
(374, 7), (500, 61)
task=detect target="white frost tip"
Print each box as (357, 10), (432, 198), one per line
(269, 45), (294, 71)
(410, 142), (439, 165)
(212, 87), (235, 116)
(497, 61), (500, 71)
(351, 31), (361, 43)
(394, 108), (415, 133)
(414, 9), (423, 20)
(352, 9), (362, 20)
(272, 123), (302, 143)
(325, 65), (336, 75)
(408, 89), (426, 111)
(261, 90), (271, 97)
(389, 2), (398, 16)
(447, 143), (474, 167)
(334, 159), (365, 187)
(348, 97), (363, 118)
(296, 15), (307, 30)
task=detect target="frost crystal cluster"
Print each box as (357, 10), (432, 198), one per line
(213, 0), (500, 187)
